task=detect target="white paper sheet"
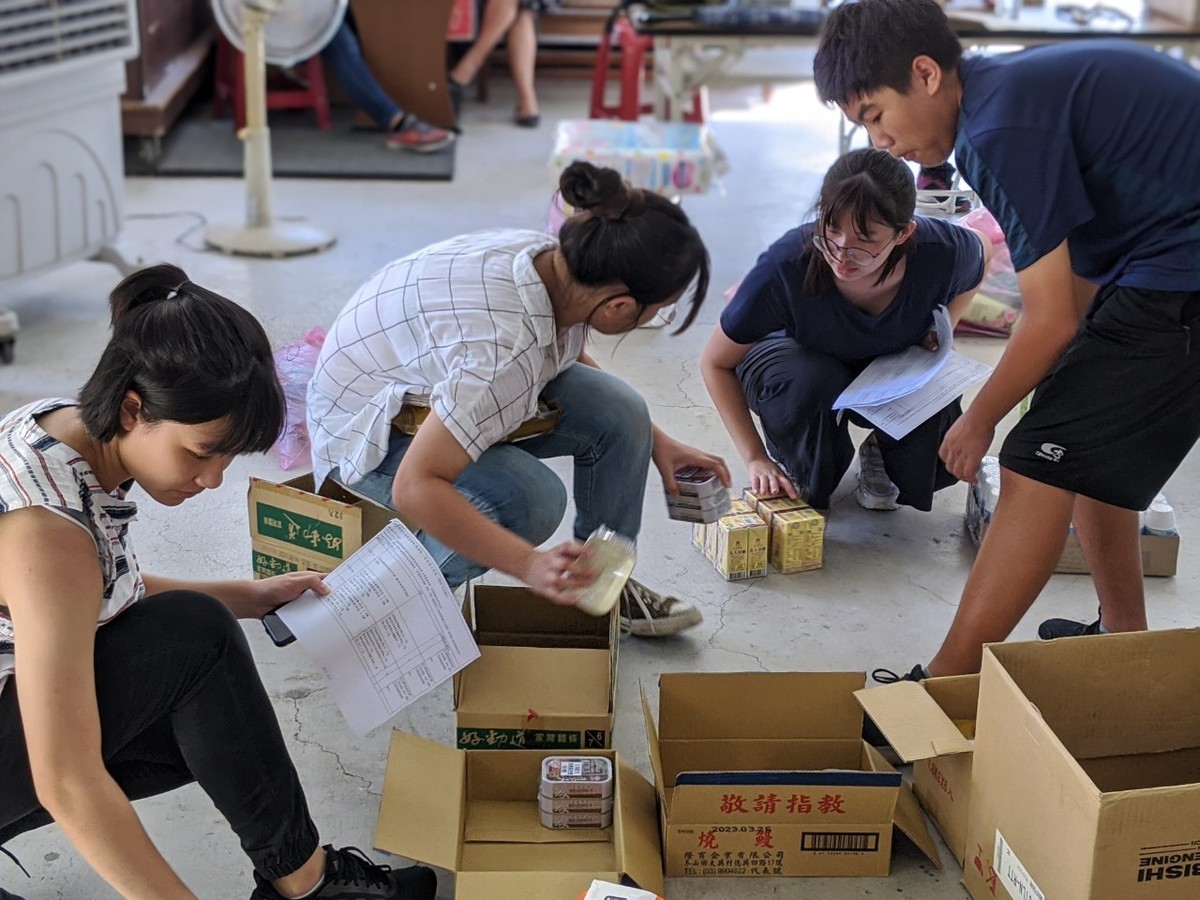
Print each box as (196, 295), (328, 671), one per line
(276, 520), (479, 735)
(833, 306), (955, 410)
(854, 352), (993, 440)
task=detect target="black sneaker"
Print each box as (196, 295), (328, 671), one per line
(0, 890), (27, 900)
(861, 665), (928, 747)
(619, 578), (703, 637)
(1038, 616), (1102, 640)
(249, 846), (437, 900)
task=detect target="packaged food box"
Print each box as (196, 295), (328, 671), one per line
(539, 808), (614, 829)
(538, 793), (615, 815)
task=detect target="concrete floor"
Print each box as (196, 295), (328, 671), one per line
(1, 78), (1196, 900)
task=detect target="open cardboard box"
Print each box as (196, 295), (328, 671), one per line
(374, 732), (664, 899)
(855, 675), (979, 865)
(247, 473), (408, 577)
(454, 584), (618, 751)
(963, 629), (1200, 900)
(642, 672), (941, 877)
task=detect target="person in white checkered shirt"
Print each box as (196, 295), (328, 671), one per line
(308, 162), (729, 636)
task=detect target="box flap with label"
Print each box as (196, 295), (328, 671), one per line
(854, 680), (973, 763)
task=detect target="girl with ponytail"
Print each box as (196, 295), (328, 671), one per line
(309, 162), (729, 636)
(0, 266), (436, 900)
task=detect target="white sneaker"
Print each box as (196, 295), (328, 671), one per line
(619, 579), (703, 637)
(855, 433), (900, 511)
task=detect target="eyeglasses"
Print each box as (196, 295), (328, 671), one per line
(812, 232), (899, 267)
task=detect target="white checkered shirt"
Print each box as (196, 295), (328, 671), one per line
(308, 229), (587, 487)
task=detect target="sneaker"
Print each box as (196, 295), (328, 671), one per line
(0, 890), (26, 900)
(916, 163), (972, 214)
(386, 114), (455, 154)
(250, 846), (437, 900)
(855, 433), (900, 511)
(619, 579), (703, 637)
(1038, 616), (1103, 640)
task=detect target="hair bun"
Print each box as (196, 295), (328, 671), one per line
(559, 161), (637, 220)
(109, 263), (189, 327)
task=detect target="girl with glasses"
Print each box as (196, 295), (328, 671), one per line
(701, 148), (991, 513)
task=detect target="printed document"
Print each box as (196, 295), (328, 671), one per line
(834, 306), (955, 410)
(855, 352), (992, 440)
(276, 521), (479, 734)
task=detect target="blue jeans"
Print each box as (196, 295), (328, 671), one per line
(337, 364), (653, 588)
(321, 22), (401, 129)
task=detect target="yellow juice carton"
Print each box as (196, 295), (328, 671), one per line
(714, 513), (768, 581)
(770, 507), (826, 574)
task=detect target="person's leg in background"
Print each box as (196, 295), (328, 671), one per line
(335, 431), (568, 590)
(507, 8), (540, 125)
(320, 20), (453, 152)
(736, 335), (858, 512)
(865, 398), (962, 512)
(519, 363), (704, 636)
(450, 0), (521, 96)
(0, 592), (434, 899)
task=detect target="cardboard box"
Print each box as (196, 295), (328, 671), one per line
(855, 675), (979, 865)
(454, 584), (617, 751)
(965, 482), (1180, 577)
(374, 733), (664, 899)
(963, 629), (1200, 900)
(642, 672), (941, 877)
(247, 474), (406, 578)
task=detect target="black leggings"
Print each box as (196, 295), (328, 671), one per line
(0, 592), (318, 880)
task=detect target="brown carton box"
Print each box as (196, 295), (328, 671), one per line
(855, 675), (979, 865)
(965, 483), (1179, 576)
(247, 474), (408, 578)
(374, 734), (664, 899)
(454, 584), (617, 751)
(642, 672), (941, 877)
(963, 629), (1200, 900)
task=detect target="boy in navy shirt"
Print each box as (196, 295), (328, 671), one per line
(814, 0), (1200, 676)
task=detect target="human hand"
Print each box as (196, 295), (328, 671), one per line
(653, 433), (732, 494)
(245, 571), (329, 620)
(745, 457), (798, 499)
(939, 414), (994, 482)
(922, 329), (941, 352)
(520, 540), (592, 605)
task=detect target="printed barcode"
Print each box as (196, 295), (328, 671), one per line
(801, 832), (880, 853)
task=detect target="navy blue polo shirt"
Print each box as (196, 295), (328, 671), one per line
(957, 42), (1200, 290)
(721, 217), (985, 363)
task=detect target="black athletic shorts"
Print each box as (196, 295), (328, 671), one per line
(1000, 284), (1200, 510)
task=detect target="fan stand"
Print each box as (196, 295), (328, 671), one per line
(205, 2), (335, 257)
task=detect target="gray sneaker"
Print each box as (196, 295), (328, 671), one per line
(855, 433), (900, 511)
(619, 579), (703, 637)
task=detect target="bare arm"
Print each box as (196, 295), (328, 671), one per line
(925, 226), (993, 348)
(141, 571), (328, 619)
(0, 509), (194, 900)
(700, 326), (795, 498)
(939, 240), (1084, 480)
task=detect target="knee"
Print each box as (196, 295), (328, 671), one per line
(591, 378), (652, 450)
(468, 466), (567, 547)
(140, 591), (244, 659)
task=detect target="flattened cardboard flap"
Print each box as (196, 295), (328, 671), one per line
(854, 681), (973, 762)
(374, 731), (465, 872)
(641, 682), (668, 809)
(613, 754), (667, 896)
(893, 780), (942, 868)
(658, 672), (865, 740)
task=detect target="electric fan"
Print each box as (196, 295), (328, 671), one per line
(205, 0), (346, 257)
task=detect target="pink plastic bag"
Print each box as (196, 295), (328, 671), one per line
(273, 327), (326, 470)
(956, 207), (1021, 337)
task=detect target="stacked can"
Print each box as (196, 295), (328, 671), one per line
(539, 757), (614, 829)
(666, 466), (731, 523)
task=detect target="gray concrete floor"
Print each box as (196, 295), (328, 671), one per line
(1, 78), (1195, 899)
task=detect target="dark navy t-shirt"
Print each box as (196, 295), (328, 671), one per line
(720, 217), (985, 363)
(957, 42), (1200, 290)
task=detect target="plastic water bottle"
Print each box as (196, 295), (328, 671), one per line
(569, 526), (637, 616)
(1143, 500), (1178, 537)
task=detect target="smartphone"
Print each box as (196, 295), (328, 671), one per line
(262, 611), (296, 647)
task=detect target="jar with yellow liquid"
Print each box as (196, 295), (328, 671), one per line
(569, 525), (636, 616)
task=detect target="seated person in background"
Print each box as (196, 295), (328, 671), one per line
(322, 19), (454, 152)
(307, 162), (729, 637)
(700, 148), (990, 512)
(448, 0), (559, 127)
(0, 265), (435, 900)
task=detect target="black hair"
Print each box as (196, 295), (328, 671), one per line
(557, 161), (710, 333)
(79, 264), (285, 455)
(803, 148), (916, 295)
(814, 0), (962, 107)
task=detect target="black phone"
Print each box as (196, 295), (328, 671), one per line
(262, 611), (296, 647)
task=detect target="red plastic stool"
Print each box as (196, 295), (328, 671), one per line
(589, 15), (705, 123)
(212, 35), (332, 131)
